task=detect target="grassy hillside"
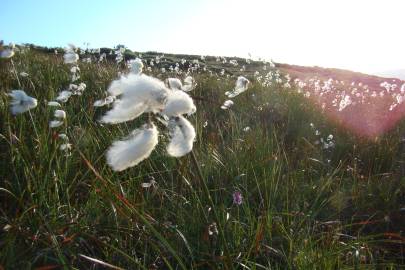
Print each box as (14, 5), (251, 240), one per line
(0, 46), (404, 269)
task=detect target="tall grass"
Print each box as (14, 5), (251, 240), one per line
(0, 49), (404, 269)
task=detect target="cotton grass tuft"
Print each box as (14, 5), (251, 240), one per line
(226, 76), (250, 98)
(162, 90), (196, 117)
(167, 116), (196, 157)
(9, 90), (37, 115)
(64, 44), (79, 64)
(101, 74), (169, 124)
(106, 124), (159, 171)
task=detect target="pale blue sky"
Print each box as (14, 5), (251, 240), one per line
(1, 0), (204, 49)
(1, 0), (404, 74)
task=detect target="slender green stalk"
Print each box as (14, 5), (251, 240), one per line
(10, 59), (22, 88)
(28, 110), (40, 142)
(190, 150), (232, 269)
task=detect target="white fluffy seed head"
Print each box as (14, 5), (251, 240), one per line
(106, 124), (159, 171)
(94, 96), (116, 107)
(181, 76), (197, 92)
(77, 82), (86, 92)
(107, 77), (125, 97)
(167, 78), (183, 90)
(58, 133), (68, 140)
(105, 96), (115, 104)
(9, 90), (37, 115)
(70, 66), (80, 73)
(0, 49), (15, 59)
(167, 116), (196, 157)
(226, 76), (250, 98)
(221, 100), (234, 110)
(101, 74), (169, 124)
(93, 99), (106, 107)
(108, 74), (168, 101)
(129, 58), (144, 74)
(162, 90), (196, 117)
(100, 102), (148, 124)
(56, 90), (72, 103)
(54, 110), (66, 119)
(48, 101), (61, 107)
(59, 143), (72, 151)
(64, 44), (79, 64)
(49, 120), (64, 128)
(64, 52), (79, 64)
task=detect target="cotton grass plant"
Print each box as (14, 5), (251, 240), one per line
(0, 46), (404, 269)
(8, 90), (37, 115)
(96, 57), (197, 171)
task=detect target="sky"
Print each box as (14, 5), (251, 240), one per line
(1, 0), (404, 75)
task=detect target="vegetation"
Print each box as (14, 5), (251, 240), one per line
(0, 47), (404, 269)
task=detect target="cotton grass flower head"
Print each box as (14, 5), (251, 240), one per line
(225, 76), (250, 98)
(338, 95), (352, 111)
(162, 90), (196, 117)
(59, 143), (72, 151)
(54, 109), (66, 119)
(93, 96), (115, 107)
(57, 133), (71, 153)
(47, 101), (61, 107)
(0, 49), (14, 59)
(0, 45), (15, 59)
(58, 133), (68, 140)
(70, 66), (80, 74)
(56, 90), (72, 103)
(106, 124), (159, 171)
(101, 74), (169, 124)
(115, 47), (125, 63)
(8, 90), (37, 115)
(107, 75), (127, 97)
(70, 65), (80, 81)
(49, 110), (66, 128)
(82, 57), (92, 63)
(181, 76), (197, 92)
(167, 116), (196, 157)
(105, 95), (115, 104)
(221, 100), (234, 110)
(99, 53), (106, 62)
(141, 178), (157, 188)
(167, 78), (183, 90)
(63, 44), (79, 64)
(70, 82), (86, 95)
(129, 58), (144, 74)
(166, 76), (197, 92)
(78, 82), (86, 91)
(100, 72), (198, 171)
(49, 120), (64, 128)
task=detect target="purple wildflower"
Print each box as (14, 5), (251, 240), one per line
(233, 191), (243, 205)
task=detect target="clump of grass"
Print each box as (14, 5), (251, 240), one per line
(0, 48), (404, 269)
